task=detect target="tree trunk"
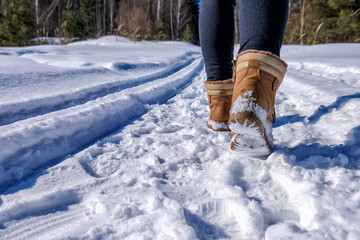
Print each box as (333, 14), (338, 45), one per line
(300, 0), (305, 45)
(176, 0), (182, 39)
(35, 0), (39, 37)
(96, 0), (101, 35)
(157, 0), (161, 21)
(109, 0), (114, 34)
(170, 0), (173, 39)
(103, 0), (107, 34)
(58, 0), (61, 35)
(288, 0), (291, 16)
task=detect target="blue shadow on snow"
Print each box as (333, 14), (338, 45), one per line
(274, 92), (360, 128)
(273, 92), (360, 169)
(277, 125), (360, 170)
(308, 93), (360, 124)
(184, 209), (229, 240)
(273, 114), (306, 128)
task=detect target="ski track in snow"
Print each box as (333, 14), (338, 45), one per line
(0, 39), (203, 191)
(0, 52), (198, 126)
(0, 38), (360, 239)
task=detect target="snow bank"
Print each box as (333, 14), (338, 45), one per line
(0, 189), (79, 224)
(0, 37), (203, 190)
(0, 58), (202, 190)
(0, 38), (359, 239)
(281, 43), (360, 59)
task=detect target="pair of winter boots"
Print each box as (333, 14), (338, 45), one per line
(204, 50), (287, 156)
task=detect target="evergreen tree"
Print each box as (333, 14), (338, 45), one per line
(0, 0), (38, 46)
(61, 0), (95, 39)
(80, 0), (96, 36)
(284, 0), (360, 44)
(180, 24), (192, 42)
(147, 20), (167, 41)
(186, 0), (199, 44)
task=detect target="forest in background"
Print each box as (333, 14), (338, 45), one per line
(0, 0), (359, 46)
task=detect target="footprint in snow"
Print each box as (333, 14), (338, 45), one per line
(154, 124), (183, 134)
(80, 152), (123, 178)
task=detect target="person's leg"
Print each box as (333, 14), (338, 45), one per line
(199, 0), (236, 81)
(200, 0), (237, 131)
(229, 0), (289, 155)
(239, 0), (289, 56)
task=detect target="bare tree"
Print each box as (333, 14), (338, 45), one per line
(40, 0), (61, 21)
(23, 0), (198, 41)
(58, 0), (61, 34)
(96, 0), (101, 35)
(103, 0), (107, 34)
(108, 0), (115, 34)
(170, 0), (173, 39)
(175, 0), (182, 39)
(300, 0), (305, 45)
(163, 0), (195, 41)
(35, 0), (39, 36)
(157, 0), (161, 21)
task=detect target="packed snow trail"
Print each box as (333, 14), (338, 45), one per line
(0, 37), (360, 239)
(0, 37), (203, 190)
(0, 52), (198, 126)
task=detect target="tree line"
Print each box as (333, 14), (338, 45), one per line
(285, 0), (360, 44)
(0, 0), (359, 46)
(0, 0), (199, 46)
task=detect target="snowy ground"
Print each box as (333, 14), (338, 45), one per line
(0, 36), (359, 239)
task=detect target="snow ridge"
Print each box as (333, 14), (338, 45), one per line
(0, 53), (198, 126)
(0, 38), (360, 240)
(0, 49), (203, 190)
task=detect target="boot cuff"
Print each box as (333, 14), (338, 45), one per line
(235, 50), (287, 85)
(204, 78), (234, 96)
(237, 50), (287, 67)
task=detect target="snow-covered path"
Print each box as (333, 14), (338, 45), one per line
(0, 37), (359, 239)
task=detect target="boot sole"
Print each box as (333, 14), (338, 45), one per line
(208, 125), (230, 132)
(207, 120), (230, 132)
(229, 111), (271, 157)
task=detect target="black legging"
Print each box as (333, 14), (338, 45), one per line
(199, 0), (289, 81)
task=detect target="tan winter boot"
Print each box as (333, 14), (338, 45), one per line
(229, 50), (287, 156)
(204, 79), (234, 131)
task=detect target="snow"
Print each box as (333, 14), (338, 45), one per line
(0, 36), (360, 239)
(207, 119), (230, 131)
(229, 90), (273, 156)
